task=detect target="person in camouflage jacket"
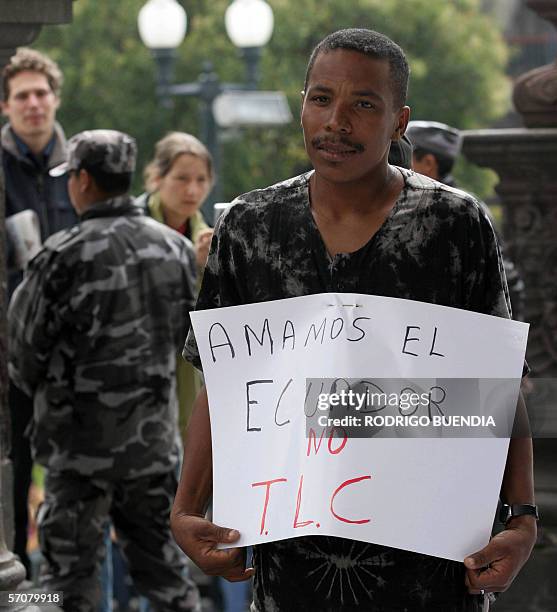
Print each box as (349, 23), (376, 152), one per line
(8, 130), (200, 612)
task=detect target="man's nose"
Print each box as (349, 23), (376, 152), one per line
(325, 102), (351, 133)
(26, 93), (40, 106)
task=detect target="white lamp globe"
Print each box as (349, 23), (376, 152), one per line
(138, 0), (187, 50)
(225, 0), (274, 48)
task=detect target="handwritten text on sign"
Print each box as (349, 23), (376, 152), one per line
(190, 293), (528, 561)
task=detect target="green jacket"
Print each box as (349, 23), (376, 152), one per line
(141, 191), (209, 244)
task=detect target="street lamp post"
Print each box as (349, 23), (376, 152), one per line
(138, 0), (187, 108)
(138, 0), (275, 218)
(225, 0), (274, 89)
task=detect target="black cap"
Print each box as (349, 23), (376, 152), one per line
(405, 121), (461, 161)
(50, 129), (137, 177)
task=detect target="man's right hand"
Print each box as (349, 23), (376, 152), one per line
(171, 512), (254, 582)
(171, 388), (252, 581)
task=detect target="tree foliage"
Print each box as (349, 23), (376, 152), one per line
(35, 0), (509, 201)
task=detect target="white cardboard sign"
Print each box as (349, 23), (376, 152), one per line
(191, 293), (529, 561)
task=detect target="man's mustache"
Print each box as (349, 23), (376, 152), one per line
(311, 135), (365, 152)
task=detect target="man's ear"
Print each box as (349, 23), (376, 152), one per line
(1, 100), (9, 118)
(78, 168), (91, 193)
(53, 95), (61, 111)
(392, 106), (410, 140)
(423, 153), (439, 174)
(415, 153), (439, 177)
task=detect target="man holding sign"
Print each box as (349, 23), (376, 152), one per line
(172, 29), (536, 611)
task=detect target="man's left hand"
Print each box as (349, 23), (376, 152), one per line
(464, 517), (537, 594)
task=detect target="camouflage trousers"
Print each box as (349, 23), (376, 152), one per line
(37, 469), (200, 612)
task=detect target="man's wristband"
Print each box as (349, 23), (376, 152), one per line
(499, 503), (539, 525)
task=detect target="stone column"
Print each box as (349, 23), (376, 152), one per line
(0, 0), (74, 597)
(462, 1), (557, 609)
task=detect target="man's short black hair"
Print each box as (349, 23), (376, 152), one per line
(413, 147), (454, 180)
(304, 28), (409, 109)
(81, 164), (132, 196)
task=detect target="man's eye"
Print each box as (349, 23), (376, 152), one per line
(311, 96), (329, 104)
(357, 100), (374, 109)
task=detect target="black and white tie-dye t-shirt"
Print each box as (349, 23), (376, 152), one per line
(185, 168), (511, 611)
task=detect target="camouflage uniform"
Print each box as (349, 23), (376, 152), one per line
(8, 130), (201, 612)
